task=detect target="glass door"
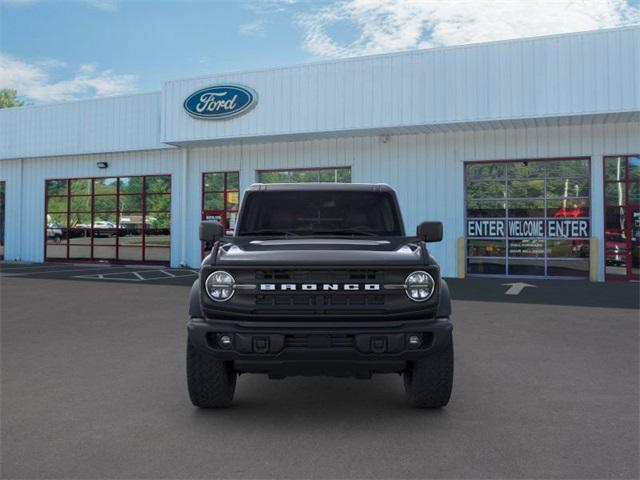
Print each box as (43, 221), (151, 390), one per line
(604, 155), (639, 280)
(201, 171), (239, 256)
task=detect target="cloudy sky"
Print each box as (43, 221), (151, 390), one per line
(1, 0), (639, 104)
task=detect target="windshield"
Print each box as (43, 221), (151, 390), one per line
(237, 190), (403, 236)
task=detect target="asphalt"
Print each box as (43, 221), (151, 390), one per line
(1, 264), (639, 479)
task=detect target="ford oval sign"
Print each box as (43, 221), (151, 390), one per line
(183, 85), (257, 120)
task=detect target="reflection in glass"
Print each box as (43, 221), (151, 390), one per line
(547, 240), (589, 258)
(547, 199), (589, 218)
(69, 245), (91, 259)
(47, 180), (67, 196)
(630, 183), (639, 205)
(93, 178), (117, 194)
(145, 247), (170, 262)
(119, 194), (143, 212)
(145, 175), (171, 193)
(605, 183), (625, 205)
(70, 179), (92, 194)
(69, 213), (91, 230)
(466, 182), (506, 199)
(508, 240), (544, 257)
(546, 159), (589, 177)
(47, 197), (68, 213)
(507, 180), (545, 198)
(227, 172), (240, 190)
(507, 200), (545, 218)
(605, 157), (625, 181)
(465, 158), (591, 278)
(118, 230), (143, 247)
(93, 246), (116, 259)
(204, 173), (224, 191)
(145, 194), (171, 212)
(258, 168), (351, 184)
(226, 192), (239, 211)
(145, 229), (170, 247)
(93, 213), (117, 226)
(466, 163), (506, 180)
(547, 260), (589, 277)
(46, 244), (67, 258)
(70, 196), (91, 212)
(605, 207), (626, 232)
(46, 213), (68, 228)
(204, 193), (224, 210)
(547, 179), (589, 198)
(506, 161), (545, 179)
(119, 177), (143, 193)
(467, 240), (506, 257)
(118, 247), (143, 261)
(93, 195), (117, 212)
(466, 200), (506, 218)
(467, 258), (506, 275)
(508, 259), (545, 276)
(630, 156), (640, 180)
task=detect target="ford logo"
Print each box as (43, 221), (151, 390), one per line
(183, 84), (257, 120)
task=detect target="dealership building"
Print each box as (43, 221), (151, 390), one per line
(0, 26), (638, 281)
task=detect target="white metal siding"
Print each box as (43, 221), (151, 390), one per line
(0, 92), (169, 160)
(182, 121), (639, 278)
(1, 119), (637, 279)
(0, 149), (183, 264)
(162, 27), (640, 145)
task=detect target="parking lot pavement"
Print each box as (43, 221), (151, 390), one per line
(1, 267), (639, 479)
(0, 262), (197, 286)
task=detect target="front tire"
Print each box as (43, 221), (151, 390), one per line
(187, 340), (237, 408)
(403, 337), (453, 408)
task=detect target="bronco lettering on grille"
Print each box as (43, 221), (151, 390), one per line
(259, 283), (381, 291)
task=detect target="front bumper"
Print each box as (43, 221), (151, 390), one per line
(187, 317), (452, 378)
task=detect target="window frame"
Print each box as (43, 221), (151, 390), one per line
(256, 166), (352, 184)
(44, 174), (171, 264)
(603, 154), (640, 281)
(464, 157), (592, 278)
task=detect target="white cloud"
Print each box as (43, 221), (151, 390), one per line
(239, 19), (266, 36)
(297, 0), (640, 58)
(0, 53), (138, 102)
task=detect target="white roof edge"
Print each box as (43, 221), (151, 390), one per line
(0, 90), (161, 113)
(162, 25), (640, 85)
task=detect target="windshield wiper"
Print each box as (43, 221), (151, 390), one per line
(240, 229), (299, 236)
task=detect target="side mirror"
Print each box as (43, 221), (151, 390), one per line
(417, 221), (443, 242)
(199, 220), (225, 243)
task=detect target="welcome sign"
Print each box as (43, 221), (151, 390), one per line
(184, 84), (257, 119)
(467, 219), (590, 238)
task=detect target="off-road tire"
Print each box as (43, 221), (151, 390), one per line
(187, 340), (237, 408)
(403, 337), (453, 408)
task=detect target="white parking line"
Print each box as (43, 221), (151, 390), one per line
(0, 266), (134, 276)
(72, 269), (197, 282)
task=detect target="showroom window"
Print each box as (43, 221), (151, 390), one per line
(257, 167), (351, 184)
(603, 155), (639, 280)
(465, 158), (591, 277)
(45, 175), (171, 263)
(202, 171), (240, 232)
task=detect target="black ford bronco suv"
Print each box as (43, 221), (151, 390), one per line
(187, 183), (453, 408)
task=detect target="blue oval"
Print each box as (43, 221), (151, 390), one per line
(183, 84), (257, 120)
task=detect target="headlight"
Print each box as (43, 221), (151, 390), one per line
(404, 271), (435, 302)
(205, 271), (235, 302)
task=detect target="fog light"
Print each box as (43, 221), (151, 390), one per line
(219, 335), (233, 348)
(408, 335), (421, 346)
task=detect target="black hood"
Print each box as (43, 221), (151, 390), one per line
(212, 237), (425, 266)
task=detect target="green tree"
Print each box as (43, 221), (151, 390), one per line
(0, 89), (24, 109)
